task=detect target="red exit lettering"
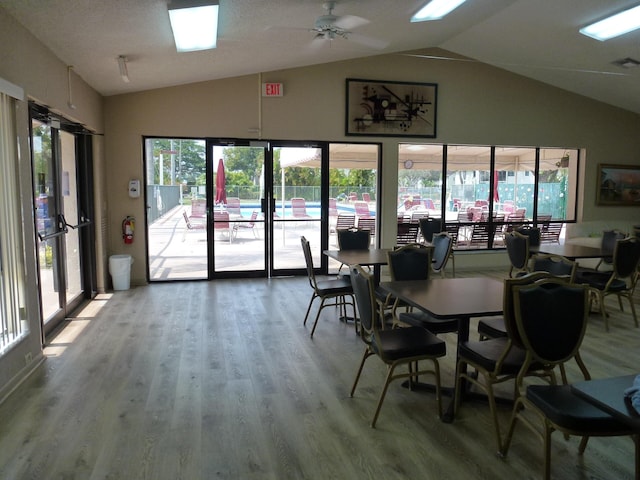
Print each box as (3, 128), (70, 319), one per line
(262, 83), (283, 97)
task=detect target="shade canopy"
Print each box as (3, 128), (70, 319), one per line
(277, 144), (572, 171)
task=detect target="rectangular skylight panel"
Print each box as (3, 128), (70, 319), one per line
(169, 4), (219, 52)
(580, 4), (640, 41)
(411, 0), (467, 22)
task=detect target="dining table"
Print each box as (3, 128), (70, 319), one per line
(532, 243), (605, 260)
(378, 276), (504, 421)
(323, 248), (391, 284)
(571, 374), (640, 431)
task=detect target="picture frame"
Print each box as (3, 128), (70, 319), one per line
(597, 163), (640, 206)
(345, 78), (437, 138)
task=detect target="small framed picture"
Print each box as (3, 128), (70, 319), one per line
(597, 163), (640, 206)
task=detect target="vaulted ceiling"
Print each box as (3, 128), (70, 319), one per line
(2, 0), (640, 113)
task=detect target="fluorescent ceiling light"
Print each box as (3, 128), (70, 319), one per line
(580, 4), (640, 41)
(411, 0), (467, 22)
(117, 55), (130, 83)
(168, 1), (219, 52)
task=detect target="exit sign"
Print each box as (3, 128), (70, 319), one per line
(262, 83), (283, 97)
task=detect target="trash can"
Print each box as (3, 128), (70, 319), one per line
(109, 254), (133, 291)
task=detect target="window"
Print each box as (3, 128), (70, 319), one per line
(0, 91), (28, 355)
(398, 143), (579, 249)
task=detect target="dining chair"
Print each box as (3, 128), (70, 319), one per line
(579, 236), (640, 331)
(396, 223), (419, 245)
(389, 243), (459, 334)
(300, 236), (356, 337)
(430, 232), (455, 278)
(357, 217), (376, 244)
(500, 280), (638, 480)
(505, 230), (531, 278)
(454, 272), (559, 453)
(477, 255), (574, 341)
(336, 227), (371, 275)
(349, 265), (446, 427)
(418, 217), (441, 243)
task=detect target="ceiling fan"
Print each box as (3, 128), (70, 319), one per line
(297, 1), (388, 49)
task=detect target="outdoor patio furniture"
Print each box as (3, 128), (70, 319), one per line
(396, 223), (419, 245)
(227, 197), (242, 216)
(234, 210), (260, 239)
(357, 217), (376, 244)
(362, 192), (371, 203)
(190, 199), (206, 218)
(291, 198), (312, 219)
(214, 211), (234, 243)
(355, 201), (371, 218)
(329, 198), (338, 216)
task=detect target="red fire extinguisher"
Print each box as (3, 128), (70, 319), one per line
(122, 216), (135, 244)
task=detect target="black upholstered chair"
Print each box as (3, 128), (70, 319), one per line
(501, 280), (638, 480)
(336, 227), (371, 275)
(505, 230), (531, 278)
(430, 232), (455, 278)
(418, 217), (442, 243)
(454, 272), (558, 453)
(575, 229), (626, 282)
(301, 236), (355, 337)
(387, 244), (459, 334)
(477, 255), (574, 341)
(349, 265), (446, 427)
(578, 236), (640, 331)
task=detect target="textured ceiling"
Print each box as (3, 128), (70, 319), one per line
(2, 0), (640, 113)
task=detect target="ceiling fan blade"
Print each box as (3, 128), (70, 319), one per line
(348, 32), (389, 50)
(333, 14), (369, 30)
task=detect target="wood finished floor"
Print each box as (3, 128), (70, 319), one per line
(0, 269), (638, 479)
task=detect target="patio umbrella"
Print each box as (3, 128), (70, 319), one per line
(491, 170), (500, 202)
(215, 158), (226, 205)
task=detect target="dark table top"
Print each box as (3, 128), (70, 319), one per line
(571, 374), (640, 431)
(532, 243), (604, 260)
(378, 277), (504, 320)
(323, 248), (391, 266)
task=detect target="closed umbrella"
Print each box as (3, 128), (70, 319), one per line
(215, 158), (226, 205)
(492, 170), (500, 202)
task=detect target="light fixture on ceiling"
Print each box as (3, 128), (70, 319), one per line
(556, 152), (570, 169)
(117, 55), (130, 83)
(580, 4), (640, 41)
(411, 0), (467, 22)
(612, 57), (640, 68)
(168, 0), (219, 52)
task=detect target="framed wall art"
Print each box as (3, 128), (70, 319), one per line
(345, 78), (437, 138)
(597, 163), (640, 206)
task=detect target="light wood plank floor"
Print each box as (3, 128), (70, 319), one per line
(0, 269), (638, 479)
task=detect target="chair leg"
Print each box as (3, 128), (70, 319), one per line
(542, 422), (553, 480)
(500, 399), (521, 457)
(577, 436), (589, 454)
(371, 365), (396, 428)
(350, 348), (373, 397)
(309, 299), (327, 338)
(303, 294), (318, 326)
(627, 294), (639, 327)
(484, 380), (503, 453)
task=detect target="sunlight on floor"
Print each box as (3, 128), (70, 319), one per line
(44, 293), (113, 357)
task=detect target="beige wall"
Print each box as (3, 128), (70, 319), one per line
(104, 48), (640, 283)
(0, 7), (104, 400)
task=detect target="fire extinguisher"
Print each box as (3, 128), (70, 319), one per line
(122, 216), (135, 244)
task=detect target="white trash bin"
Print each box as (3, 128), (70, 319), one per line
(109, 254), (133, 291)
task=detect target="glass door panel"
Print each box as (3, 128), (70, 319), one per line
(33, 120), (61, 321)
(211, 144), (266, 274)
(272, 146), (322, 272)
(146, 138), (208, 280)
(60, 130), (83, 303)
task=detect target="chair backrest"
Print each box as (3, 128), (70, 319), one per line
(419, 217), (442, 243)
(515, 226), (540, 247)
(357, 217), (376, 238)
(329, 198), (338, 216)
(540, 222), (563, 244)
(443, 222), (460, 247)
(503, 271), (559, 347)
(505, 230), (530, 274)
(411, 211), (429, 224)
(469, 221), (491, 247)
(531, 254), (576, 281)
(183, 210), (193, 229)
(354, 201), (371, 218)
(513, 280), (589, 366)
(387, 243), (431, 281)
(362, 192), (371, 202)
(396, 223), (419, 245)
(291, 198), (308, 216)
(336, 213), (356, 230)
(191, 199), (206, 217)
(337, 228), (370, 251)
(613, 236), (640, 279)
(246, 210), (259, 226)
(300, 236), (318, 290)
(431, 233), (453, 274)
(214, 211), (230, 228)
(350, 264), (378, 342)
(227, 197), (241, 215)
(424, 198), (436, 210)
(601, 229), (626, 264)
